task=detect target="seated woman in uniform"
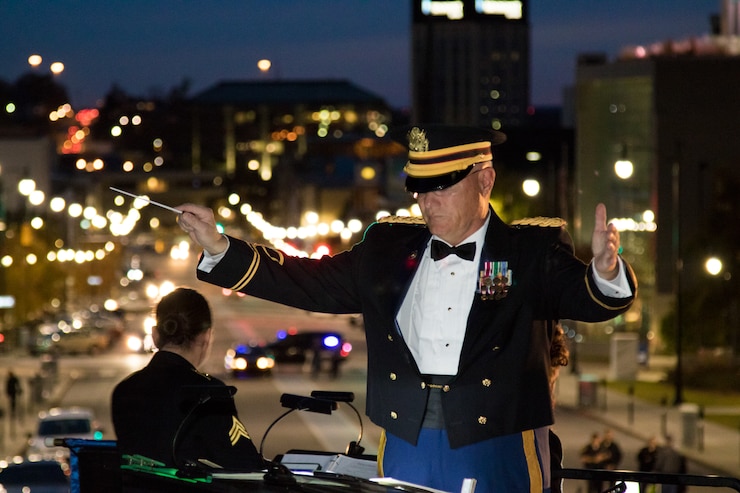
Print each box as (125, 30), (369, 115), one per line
(111, 287), (264, 472)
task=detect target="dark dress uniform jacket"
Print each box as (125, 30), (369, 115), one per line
(111, 351), (263, 470)
(197, 209), (636, 449)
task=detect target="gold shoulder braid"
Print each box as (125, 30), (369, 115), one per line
(510, 216), (567, 228)
(378, 215), (427, 225)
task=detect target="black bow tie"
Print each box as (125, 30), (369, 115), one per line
(430, 239), (476, 261)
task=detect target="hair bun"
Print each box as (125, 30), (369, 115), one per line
(159, 319), (178, 336)
(159, 313), (188, 337)
(154, 288), (212, 348)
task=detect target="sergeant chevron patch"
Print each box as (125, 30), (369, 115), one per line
(229, 416), (251, 445)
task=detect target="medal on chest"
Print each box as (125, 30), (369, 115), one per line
(479, 260), (512, 300)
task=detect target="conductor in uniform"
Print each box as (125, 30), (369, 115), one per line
(176, 124), (637, 492)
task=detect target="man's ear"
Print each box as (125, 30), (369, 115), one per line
(478, 166), (496, 194)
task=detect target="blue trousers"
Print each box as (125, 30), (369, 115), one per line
(380, 427), (551, 492)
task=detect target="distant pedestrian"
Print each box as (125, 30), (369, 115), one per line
(637, 435), (659, 493)
(654, 435), (686, 493)
(30, 373), (45, 405)
(580, 432), (607, 493)
(5, 371), (22, 418)
(601, 428), (622, 470)
(600, 428), (623, 489)
(310, 337), (323, 379)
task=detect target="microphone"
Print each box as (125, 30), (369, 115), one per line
(280, 393), (337, 415)
(260, 394), (338, 458)
(310, 390), (365, 457)
(310, 391), (355, 402)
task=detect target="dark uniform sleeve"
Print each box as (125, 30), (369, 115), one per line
(513, 219), (637, 322)
(198, 235), (364, 314)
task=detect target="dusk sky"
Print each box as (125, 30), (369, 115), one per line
(1, 1), (718, 110)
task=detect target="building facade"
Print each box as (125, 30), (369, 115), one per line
(190, 79), (401, 248)
(575, 34), (740, 352)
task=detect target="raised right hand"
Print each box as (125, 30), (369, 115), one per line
(175, 203), (229, 255)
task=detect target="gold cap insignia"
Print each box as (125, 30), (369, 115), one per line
(407, 127), (428, 152)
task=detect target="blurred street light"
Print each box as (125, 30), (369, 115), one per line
(522, 178), (540, 197)
(28, 54), (42, 67)
(50, 61), (65, 75)
(705, 256), (723, 276)
(614, 158), (634, 179)
(18, 178), (35, 196)
(257, 59), (272, 73)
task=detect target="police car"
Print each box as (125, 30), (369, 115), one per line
(266, 330), (352, 376)
(223, 343), (275, 377)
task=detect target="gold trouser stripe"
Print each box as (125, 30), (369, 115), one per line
(377, 429), (387, 477)
(522, 429), (543, 493)
(378, 428), (543, 488)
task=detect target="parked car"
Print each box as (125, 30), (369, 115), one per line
(26, 407), (103, 462)
(0, 460), (69, 493)
(51, 327), (111, 355)
(27, 318), (71, 356)
(27, 310), (122, 356)
(124, 314), (156, 353)
(266, 330), (352, 377)
(224, 343), (275, 377)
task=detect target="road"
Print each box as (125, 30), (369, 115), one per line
(0, 253), (734, 492)
(0, 281), (380, 460)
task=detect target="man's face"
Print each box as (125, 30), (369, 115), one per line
(415, 166), (494, 245)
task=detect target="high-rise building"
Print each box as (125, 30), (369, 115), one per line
(411, 0), (530, 129)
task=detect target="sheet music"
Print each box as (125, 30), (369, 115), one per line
(370, 477), (452, 493)
(325, 454), (378, 479)
(280, 452), (336, 472)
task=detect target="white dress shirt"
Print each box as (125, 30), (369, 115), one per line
(396, 220), (488, 375)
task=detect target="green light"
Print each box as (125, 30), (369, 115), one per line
(121, 465), (212, 484)
(216, 222), (225, 234)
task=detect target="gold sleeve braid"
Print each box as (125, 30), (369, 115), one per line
(584, 262), (636, 310)
(229, 243), (284, 292)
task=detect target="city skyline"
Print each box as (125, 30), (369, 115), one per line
(1, 1), (719, 109)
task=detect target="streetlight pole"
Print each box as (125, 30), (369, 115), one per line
(672, 158), (684, 406)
